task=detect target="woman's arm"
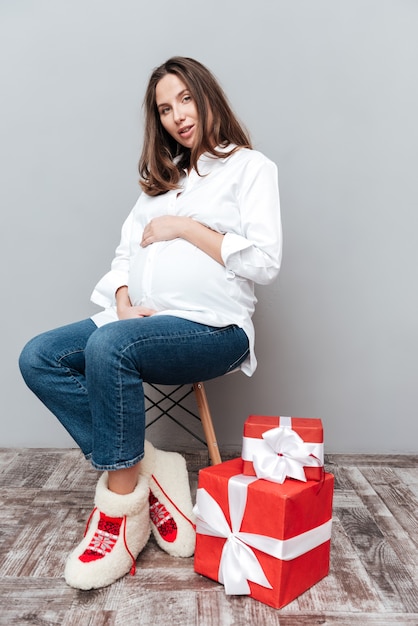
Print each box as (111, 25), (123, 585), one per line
(141, 216), (225, 266)
(115, 286), (156, 319)
(221, 156), (282, 285)
(91, 210), (135, 308)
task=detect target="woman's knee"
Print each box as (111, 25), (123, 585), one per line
(20, 319), (96, 390)
(84, 321), (143, 374)
(85, 323), (119, 363)
(19, 334), (46, 386)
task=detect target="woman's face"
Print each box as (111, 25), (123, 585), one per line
(155, 73), (199, 150)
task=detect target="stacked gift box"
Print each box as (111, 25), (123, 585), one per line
(193, 415), (334, 609)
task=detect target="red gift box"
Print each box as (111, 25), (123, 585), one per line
(242, 415), (324, 482)
(194, 458), (334, 609)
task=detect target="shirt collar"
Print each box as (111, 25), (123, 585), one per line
(174, 143), (237, 168)
(199, 143), (237, 164)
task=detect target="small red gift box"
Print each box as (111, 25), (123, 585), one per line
(194, 458), (334, 609)
(242, 415), (324, 482)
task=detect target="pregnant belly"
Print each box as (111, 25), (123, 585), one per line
(128, 239), (226, 310)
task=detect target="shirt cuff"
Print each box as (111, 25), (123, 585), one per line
(221, 232), (253, 267)
(90, 270), (129, 308)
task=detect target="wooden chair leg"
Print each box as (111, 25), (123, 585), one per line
(193, 382), (222, 465)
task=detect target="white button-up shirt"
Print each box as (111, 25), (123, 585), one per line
(91, 146), (282, 375)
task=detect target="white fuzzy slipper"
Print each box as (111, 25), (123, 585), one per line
(64, 443), (155, 590)
(148, 446), (196, 558)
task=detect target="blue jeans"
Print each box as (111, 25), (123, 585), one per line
(19, 316), (249, 471)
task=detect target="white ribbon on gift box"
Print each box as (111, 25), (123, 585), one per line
(194, 474), (332, 596)
(242, 416), (324, 483)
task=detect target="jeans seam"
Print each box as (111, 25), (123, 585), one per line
(116, 351), (126, 461)
(115, 324), (239, 355)
(57, 350), (89, 394)
(227, 347), (250, 372)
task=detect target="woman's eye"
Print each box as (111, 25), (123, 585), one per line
(183, 95), (191, 103)
(160, 107), (170, 115)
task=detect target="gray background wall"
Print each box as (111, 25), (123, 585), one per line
(1, 0), (417, 454)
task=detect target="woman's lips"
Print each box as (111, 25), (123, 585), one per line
(179, 125), (194, 139)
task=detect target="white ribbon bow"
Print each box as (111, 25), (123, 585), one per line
(241, 417), (323, 484)
(194, 474), (332, 595)
(251, 425), (322, 483)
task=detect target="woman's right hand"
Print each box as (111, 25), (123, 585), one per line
(115, 286), (157, 320)
(117, 304), (157, 320)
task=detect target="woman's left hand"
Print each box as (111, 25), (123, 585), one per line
(141, 216), (188, 247)
(141, 215), (225, 265)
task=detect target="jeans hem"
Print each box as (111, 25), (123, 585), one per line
(90, 450), (145, 472)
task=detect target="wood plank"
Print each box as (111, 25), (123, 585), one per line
(395, 467), (418, 500)
(394, 467), (418, 486)
(362, 468), (418, 540)
(113, 589), (198, 625)
(62, 610), (116, 626)
(303, 518), (384, 612)
(197, 590), (283, 626)
(326, 454), (418, 468)
(335, 467), (418, 613)
(41, 449), (99, 491)
(0, 449), (19, 470)
(278, 617), (418, 626)
(0, 449), (68, 489)
(0, 577), (77, 611)
(342, 466), (418, 570)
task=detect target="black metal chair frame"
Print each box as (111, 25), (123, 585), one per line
(144, 381), (221, 465)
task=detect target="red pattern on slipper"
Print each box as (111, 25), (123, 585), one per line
(79, 511), (124, 563)
(149, 490), (178, 543)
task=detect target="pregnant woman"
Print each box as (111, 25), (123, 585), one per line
(19, 56), (282, 590)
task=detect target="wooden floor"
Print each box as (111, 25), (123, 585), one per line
(0, 449), (417, 626)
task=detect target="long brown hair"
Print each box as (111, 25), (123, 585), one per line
(139, 57), (252, 196)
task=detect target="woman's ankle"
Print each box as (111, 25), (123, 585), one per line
(107, 463), (141, 495)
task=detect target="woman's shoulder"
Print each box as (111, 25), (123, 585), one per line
(227, 146), (276, 167)
(223, 147), (277, 178)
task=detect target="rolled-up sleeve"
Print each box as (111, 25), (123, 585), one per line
(90, 209), (134, 308)
(221, 155), (282, 285)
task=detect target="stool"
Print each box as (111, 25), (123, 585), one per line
(144, 382), (222, 465)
